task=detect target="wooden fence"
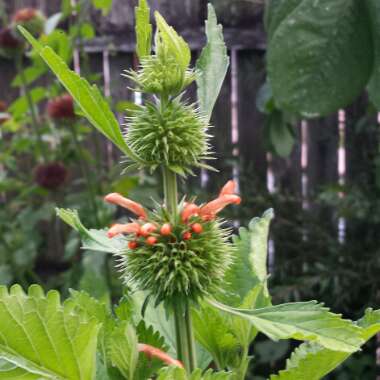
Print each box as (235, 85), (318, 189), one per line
(0, 2), (373, 273)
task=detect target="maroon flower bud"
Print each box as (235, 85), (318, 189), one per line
(0, 101), (9, 124)
(12, 8), (46, 37)
(0, 27), (21, 49)
(34, 162), (68, 190)
(47, 94), (75, 120)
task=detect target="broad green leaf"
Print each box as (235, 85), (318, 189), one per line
(269, 308), (380, 380)
(157, 367), (232, 380)
(196, 4), (229, 124)
(0, 284), (100, 379)
(135, 0), (152, 59)
(208, 299), (363, 353)
(56, 208), (125, 254)
(224, 209), (274, 306)
(366, 0), (380, 109)
(193, 302), (240, 370)
(264, 0), (302, 40)
(106, 322), (139, 380)
(268, 113), (295, 157)
(267, 0), (373, 117)
(18, 26), (145, 164)
(154, 12), (191, 71)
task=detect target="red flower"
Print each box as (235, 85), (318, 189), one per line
(47, 94), (75, 120)
(35, 162), (68, 190)
(104, 193), (147, 220)
(13, 8), (39, 22)
(0, 28), (21, 49)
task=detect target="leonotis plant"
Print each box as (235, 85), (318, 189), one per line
(4, 1), (379, 379)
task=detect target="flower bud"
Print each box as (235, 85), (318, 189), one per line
(47, 94), (75, 120)
(191, 223), (203, 234)
(160, 223), (172, 236)
(0, 27), (22, 58)
(146, 236), (157, 245)
(12, 8), (46, 38)
(182, 231), (192, 240)
(128, 241), (138, 250)
(141, 223), (157, 237)
(34, 162), (68, 190)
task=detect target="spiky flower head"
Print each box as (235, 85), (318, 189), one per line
(12, 8), (45, 38)
(125, 11), (193, 97)
(125, 98), (211, 174)
(47, 94), (76, 120)
(104, 181), (241, 308)
(125, 55), (195, 96)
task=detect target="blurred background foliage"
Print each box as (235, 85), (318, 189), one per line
(1, 0), (380, 378)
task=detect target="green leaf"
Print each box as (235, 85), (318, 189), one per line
(11, 65), (46, 87)
(80, 22), (95, 40)
(157, 367), (232, 380)
(106, 322), (139, 380)
(92, 0), (112, 15)
(208, 299), (363, 353)
(18, 26), (145, 164)
(135, 0), (152, 59)
(267, 113), (295, 157)
(224, 209), (274, 306)
(154, 12), (191, 71)
(267, 0), (373, 117)
(264, 0), (302, 40)
(9, 87), (46, 118)
(56, 208), (125, 254)
(366, 0), (380, 109)
(196, 4), (229, 124)
(269, 308), (380, 380)
(0, 284), (100, 379)
(193, 302), (240, 370)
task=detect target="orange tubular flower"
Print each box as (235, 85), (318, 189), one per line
(107, 222), (141, 238)
(181, 180), (241, 222)
(104, 193), (147, 220)
(138, 344), (184, 368)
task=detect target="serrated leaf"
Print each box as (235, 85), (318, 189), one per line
(0, 284), (100, 379)
(224, 209), (274, 306)
(196, 4), (229, 124)
(269, 308), (380, 380)
(157, 367), (232, 380)
(193, 302), (241, 370)
(56, 208), (125, 254)
(267, 0), (373, 117)
(18, 26), (144, 164)
(155, 12), (191, 71)
(208, 299), (363, 353)
(106, 322), (139, 380)
(135, 0), (152, 59)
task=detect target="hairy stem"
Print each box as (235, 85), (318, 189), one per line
(16, 54), (47, 162)
(162, 165), (196, 373)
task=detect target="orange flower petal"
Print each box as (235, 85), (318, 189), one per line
(140, 223), (157, 237)
(138, 344), (184, 368)
(181, 203), (200, 222)
(107, 222), (141, 238)
(200, 194), (241, 220)
(219, 180), (237, 196)
(104, 193), (147, 219)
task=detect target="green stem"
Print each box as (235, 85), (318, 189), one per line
(69, 124), (100, 227)
(162, 166), (196, 373)
(16, 54), (47, 162)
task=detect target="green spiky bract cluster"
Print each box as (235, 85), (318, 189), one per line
(125, 98), (211, 174)
(118, 205), (233, 309)
(125, 55), (195, 95)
